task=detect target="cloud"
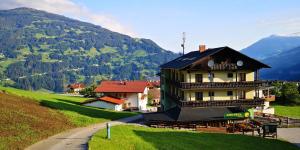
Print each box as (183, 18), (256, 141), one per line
(0, 0), (136, 37)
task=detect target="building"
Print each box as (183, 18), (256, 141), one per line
(144, 46), (274, 127)
(82, 96), (124, 111)
(67, 83), (85, 94)
(91, 80), (149, 111)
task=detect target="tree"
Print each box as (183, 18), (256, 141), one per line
(281, 82), (300, 105)
(79, 85), (97, 97)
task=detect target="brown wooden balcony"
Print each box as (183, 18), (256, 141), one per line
(165, 92), (264, 107)
(179, 81), (273, 90)
(179, 99), (264, 107)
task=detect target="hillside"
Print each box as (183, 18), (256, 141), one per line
(0, 7), (179, 92)
(241, 34), (300, 80)
(260, 46), (300, 80)
(241, 35), (300, 60)
(0, 91), (74, 149)
(0, 86), (137, 149)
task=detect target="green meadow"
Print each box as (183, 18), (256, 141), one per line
(0, 86), (137, 126)
(89, 125), (299, 150)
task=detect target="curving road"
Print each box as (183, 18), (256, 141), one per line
(26, 115), (143, 150)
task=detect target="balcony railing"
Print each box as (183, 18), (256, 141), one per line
(179, 99), (264, 107)
(179, 81), (273, 89)
(165, 92), (264, 107)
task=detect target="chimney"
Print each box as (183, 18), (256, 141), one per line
(199, 45), (206, 53)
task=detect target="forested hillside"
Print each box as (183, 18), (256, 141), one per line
(0, 7), (178, 92)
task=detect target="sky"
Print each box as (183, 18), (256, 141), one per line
(1, 0), (300, 53)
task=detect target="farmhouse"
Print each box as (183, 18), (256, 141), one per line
(67, 83), (85, 94)
(83, 81), (149, 111)
(144, 46), (274, 127)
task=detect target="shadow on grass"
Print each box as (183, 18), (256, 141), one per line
(133, 130), (299, 150)
(40, 99), (136, 121)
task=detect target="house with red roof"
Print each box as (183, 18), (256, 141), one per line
(67, 83), (85, 94)
(82, 96), (125, 111)
(83, 80), (149, 111)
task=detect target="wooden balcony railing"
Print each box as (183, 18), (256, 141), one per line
(165, 92), (264, 107)
(179, 99), (264, 107)
(179, 81), (273, 89)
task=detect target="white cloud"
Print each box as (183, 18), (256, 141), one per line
(0, 0), (137, 36)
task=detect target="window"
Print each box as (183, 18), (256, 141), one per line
(195, 92), (203, 101)
(227, 73), (233, 78)
(195, 74), (203, 83)
(227, 91), (233, 96)
(209, 91), (214, 97)
(208, 73), (214, 78)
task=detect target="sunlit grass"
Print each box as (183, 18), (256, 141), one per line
(89, 125), (299, 150)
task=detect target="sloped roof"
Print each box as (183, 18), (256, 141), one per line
(94, 80), (148, 93)
(68, 83), (85, 89)
(81, 96), (124, 105)
(99, 96), (124, 104)
(160, 46), (270, 69)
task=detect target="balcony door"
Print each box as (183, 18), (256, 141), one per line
(238, 91), (246, 99)
(239, 73), (246, 82)
(195, 92), (203, 101)
(209, 91), (214, 101)
(195, 74), (203, 83)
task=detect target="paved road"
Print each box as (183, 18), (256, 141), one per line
(278, 128), (300, 148)
(26, 115), (143, 150)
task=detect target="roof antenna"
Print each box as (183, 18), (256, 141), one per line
(181, 32), (186, 55)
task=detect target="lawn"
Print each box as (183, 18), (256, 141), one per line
(274, 105), (300, 119)
(89, 125), (299, 150)
(0, 86), (137, 126)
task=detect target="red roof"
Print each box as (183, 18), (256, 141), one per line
(98, 96), (124, 105)
(148, 81), (160, 87)
(68, 83), (85, 89)
(94, 81), (148, 93)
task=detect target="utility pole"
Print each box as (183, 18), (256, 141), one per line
(181, 32), (186, 55)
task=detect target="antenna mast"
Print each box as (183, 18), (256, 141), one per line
(181, 32), (186, 55)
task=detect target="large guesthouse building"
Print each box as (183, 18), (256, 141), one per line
(144, 46), (273, 127)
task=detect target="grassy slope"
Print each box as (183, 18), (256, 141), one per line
(0, 87), (137, 126)
(0, 93), (74, 150)
(89, 125), (298, 150)
(274, 105), (300, 119)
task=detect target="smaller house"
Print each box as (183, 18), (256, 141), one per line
(86, 80), (149, 111)
(82, 96), (124, 111)
(148, 88), (160, 106)
(67, 83), (85, 94)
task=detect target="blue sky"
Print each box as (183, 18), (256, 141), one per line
(2, 0), (300, 53)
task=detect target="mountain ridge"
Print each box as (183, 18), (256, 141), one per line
(0, 7), (179, 92)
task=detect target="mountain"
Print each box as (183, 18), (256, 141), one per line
(260, 46), (300, 81)
(241, 35), (300, 60)
(0, 7), (179, 92)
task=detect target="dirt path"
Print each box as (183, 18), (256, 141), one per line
(26, 115), (143, 150)
(278, 128), (300, 148)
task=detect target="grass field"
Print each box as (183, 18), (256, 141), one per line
(0, 93), (74, 150)
(0, 86), (137, 126)
(89, 125), (299, 150)
(0, 87), (137, 149)
(274, 105), (300, 119)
